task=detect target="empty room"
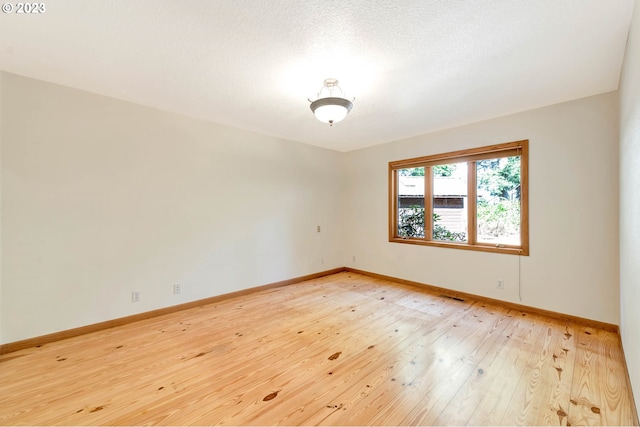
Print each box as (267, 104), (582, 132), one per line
(1, 1), (639, 425)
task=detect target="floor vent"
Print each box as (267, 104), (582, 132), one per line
(440, 294), (466, 302)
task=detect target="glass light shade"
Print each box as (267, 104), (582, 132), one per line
(310, 97), (353, 124)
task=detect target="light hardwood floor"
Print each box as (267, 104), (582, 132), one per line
(0, 272), (636, 425)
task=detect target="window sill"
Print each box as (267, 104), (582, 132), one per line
(389, 237), (528, 256)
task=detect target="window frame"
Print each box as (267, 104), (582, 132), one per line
(389, 140), (529, 256)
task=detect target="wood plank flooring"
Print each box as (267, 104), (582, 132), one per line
(0, 272), (636, 425)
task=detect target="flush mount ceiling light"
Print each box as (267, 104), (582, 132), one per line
(309, 78), (354, 126)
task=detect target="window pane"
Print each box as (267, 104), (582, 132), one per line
(397, 167), (425, 238)
(476, 156), (521, 245)
(432, 162), (467, 242)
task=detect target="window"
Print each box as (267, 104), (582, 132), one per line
(389, 140), (529, 255)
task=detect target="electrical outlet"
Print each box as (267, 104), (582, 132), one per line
(321, 258), (324, 265)
(132, 291), (140, 302)
(352, 255), (356, 262)
(317, 225), (321, 233)
(173, 284), (181, 294)
(497, 280), (504, 289)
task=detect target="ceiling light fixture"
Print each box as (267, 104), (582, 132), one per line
(309, 78), (354, 126)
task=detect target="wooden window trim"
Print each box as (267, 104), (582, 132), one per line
(467, 161), (477, 246)
(424, 167), (433, 241)
(389, 140), (529, 256)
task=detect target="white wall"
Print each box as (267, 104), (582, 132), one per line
(0, 72), (344, 343)
(343, 92), (620, 324)
(0, 70), (625, 347)
(0, 72), (3, 345)
(619, 0), (640, 412)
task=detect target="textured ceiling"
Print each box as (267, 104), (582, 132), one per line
(0, 1), (635, 151)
